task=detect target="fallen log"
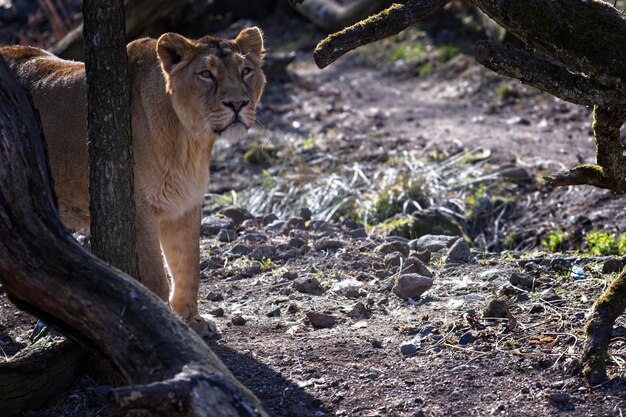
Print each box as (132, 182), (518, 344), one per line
(0, 55), (268, 416)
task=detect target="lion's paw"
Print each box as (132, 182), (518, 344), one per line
(188, 314), (220, 340)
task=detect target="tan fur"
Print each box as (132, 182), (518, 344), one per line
(0, 28), (266, 337)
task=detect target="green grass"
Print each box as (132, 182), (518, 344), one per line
(541, 229), (568, 253)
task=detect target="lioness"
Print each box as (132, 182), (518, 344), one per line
(0, 27), (266, 337)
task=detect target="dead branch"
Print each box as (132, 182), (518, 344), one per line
(0, 56), (268, 416)
(475, 41), (626, 107)
(313, 0), (450, 69)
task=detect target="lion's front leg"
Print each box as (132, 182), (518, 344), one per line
(158, 205), (217, 339)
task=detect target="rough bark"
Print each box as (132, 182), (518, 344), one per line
(313, 0), (450, 68)
(475, 41), (626, 107)
(582, 268), (626, 385)
(0, 57), (267, 416)
(0, 336), (84, 415)
(82, 0), (138, 277)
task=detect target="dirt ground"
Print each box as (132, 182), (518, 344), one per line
(2, 3), (626, 417)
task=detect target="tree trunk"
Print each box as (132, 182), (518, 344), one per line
(82, 0), (138, 277)
(0, 56), (268, 416)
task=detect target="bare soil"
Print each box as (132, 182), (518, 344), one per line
(2, 4), (626, 417)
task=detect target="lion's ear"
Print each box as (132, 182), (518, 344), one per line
(157, 33), (197, 74)
(235, 27), (265, 64)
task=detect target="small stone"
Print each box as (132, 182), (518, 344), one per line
(313, 237), (344, 251)
(231, 315), (247, 326)
(266, 307), (281, 317)
(201, 216), (235, 236)
(287, 303), (300, 314)
(458, 332), (478, 346)
(385, 252), (403, 268)
(228, 244), (252, 256)
(210, 307), (225, 317)
(375, 241), (410, 257)
(348, 302), (367, 319)
(343, 286), (367, 299)
(307, 312), (336, 328)
(445, 239), (472, 265)
(218, 228), (237, 242)
(392, 274), (434, 300)
(509, 272), (537, 289)
(402, 257), (433, 278)
(242, 232), (269, 243)
(349, 228), (368, 238)
(282, 271), (298, 280)
(251, 244), (276, 261)
(299, 207), (312, 221)
(262, 213), (278, 226)
(241, 218), (260, 228)
(371, 339), (383, 349)
(205, 291), (224, 302)
(414, 250), (431, 264)
(220, 206), (253, 226)
(415, 234), (460, 253)
(499, 167), (532, 182)
(540, 288), (561, 302)
(400, 343), (418, 357)
(482, 298), (509, 318)
(282, 217), (306, 233)
(277, 248), (300, 261)
(288, 236), (307, 248)
(602, 258), (624, 274)
(294, 277), (323, 294)
(548, 391), (571, 405)
(265, 219), (287, 231)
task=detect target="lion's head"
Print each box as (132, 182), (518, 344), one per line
(156, 27), (266, 141)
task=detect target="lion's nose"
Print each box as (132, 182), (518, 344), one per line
(222, 100), (249, 112)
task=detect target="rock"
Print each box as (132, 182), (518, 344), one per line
(313, 237), (344, 251)
(210, 307), (225, 317)
(242, 232), (268, 243)
(499, 166), (532, 182)
(231, 315), (247, 326)
(458, 332), (478, 346)
(282, 271), (298, 280)
(288, 236), (307, 248)
(548, 391), (571, 405)
(266, 307), (281, 317)
(540, 288), (561, 302)
(218, 228), (237, 242)
(445, 239), (472, 265)
(201, 216), (235, 236)
(509, 272), (537, 289)
(262, 213), (278, 226)
(371, 339), (383, 349)
(402, 257), (433, 278)
(384, 252), (403, 268)
(375, 241), (410, 257)
(280, 217), (306, 234)
(307, 312), (336, 328)
(415, 234), (460, 253)
(228, 244), (252, 256)
(220, 206), (253, 226)
(400, 342), (418, 357)
(482, 298), (509, 318)
(287, 303), (300, 314)
(414, 250), (431, 264)
(277, 248), (300, 261)
(265, 219), (286, 231)
(419, 325), (434, 337)
(349, 228), (368, 238)
(205, 291), (224, 302)
(294, 277), (323, 294)
(251, 244), (276, 261)
(241, 218), (260, 228)
(602, 258), (624, 274)
(299, 207), (312, 221)
(348, 302), (367, 319)
(411, 209), (464, 238)
(392, 274), (434, 300)
(342, 286), (367, 299)
(311, 221), (340, 234)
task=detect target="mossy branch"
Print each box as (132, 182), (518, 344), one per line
(542, 164), (624, 192)
(313, 0), (450, 69)
(475, 41), (626, 107)
(582, 268), (626, 385)
(467, 0), (626, 90)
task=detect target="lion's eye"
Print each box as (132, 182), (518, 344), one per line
(199, 70), (214, 80)
(242, 67), (252, 77)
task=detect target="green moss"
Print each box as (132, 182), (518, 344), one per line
(438, 45), (461, 62)
(585, 230), (618, 255)
(541, 229), (567, 253)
